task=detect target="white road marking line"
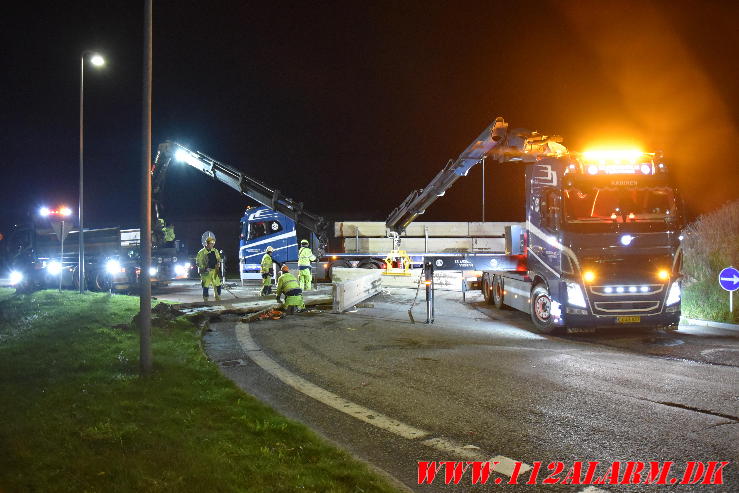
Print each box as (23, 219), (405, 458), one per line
(420, 438), (487, 461)
(235, 321), (531, 474)
(236, 323), (428, 440)
(489, 455), (532, 477)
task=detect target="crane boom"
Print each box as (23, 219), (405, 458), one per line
(153, 141), (329, 254)
(384, 117), (567, 239)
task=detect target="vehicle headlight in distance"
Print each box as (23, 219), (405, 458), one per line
(9, 271), (23, 285)
(106, 259), (122, 275)
(149, 267), (157, 276)
(666, 281), (681, 305)
(46, 261), (62, 275)
(174, 264), (187, 276)
(566, 282), (587, 308)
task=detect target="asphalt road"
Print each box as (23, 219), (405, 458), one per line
(204, 288), (738, 492)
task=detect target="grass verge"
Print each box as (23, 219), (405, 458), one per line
(0, 290), (401, 493)
(682, 280), (737, 324)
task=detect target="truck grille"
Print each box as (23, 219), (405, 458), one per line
(592, 301), (660, 313)
(588, 284), (665, 315)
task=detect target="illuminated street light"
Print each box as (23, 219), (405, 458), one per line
(79, 51), (106, 293)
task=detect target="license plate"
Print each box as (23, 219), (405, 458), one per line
(616, 316), (641, 323)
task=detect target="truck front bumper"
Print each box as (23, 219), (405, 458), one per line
(563, 310), (680, 329)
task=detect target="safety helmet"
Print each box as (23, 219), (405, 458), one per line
(281, 264), (290, 272)
(206, 237), (216, 245)
(266, 246), (274, 253)
(300, 239), (309, 245)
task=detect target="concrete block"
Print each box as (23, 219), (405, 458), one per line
(403, 222), (469, 237)
(334, 221), (521, 238)
(331, 267), (377, 282)
(469, 222), (522, 236)
(332, 270), (383, 313)
(334, 222), (387, 238)
(342, 237), (507, 253)
(472, 237), (506, 252)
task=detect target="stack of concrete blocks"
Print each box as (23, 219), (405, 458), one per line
(334, 221), (517, 253)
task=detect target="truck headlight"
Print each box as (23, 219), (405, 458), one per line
(106, 259), (122, 275)
(9, 271), (23, 285)
(149, 267), (157, 276)
(46, 261), (62, 275)
(174, 264), (187, 276)
(666, 281), (680, 305)
(566, 282), (587, 308)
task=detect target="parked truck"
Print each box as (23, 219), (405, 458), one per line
(152, 142), (518, 282)
(386, 117), (684, 333)
(1, 216), (188, 292)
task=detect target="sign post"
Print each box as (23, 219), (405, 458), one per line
(51, 219), (73, 291)
(718, 266), (739, 315)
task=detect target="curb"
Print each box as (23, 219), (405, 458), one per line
(680, 317), (739, 332)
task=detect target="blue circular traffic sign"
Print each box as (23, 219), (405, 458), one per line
(718, 266), (739, 292)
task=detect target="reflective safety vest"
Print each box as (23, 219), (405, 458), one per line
(276, 272), (300, 296)
(298, 247), (316, 268)
(260, 253), (273, 273)
(196, 247), (221, 273)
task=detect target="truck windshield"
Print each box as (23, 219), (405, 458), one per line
(564, 186), (677, 224)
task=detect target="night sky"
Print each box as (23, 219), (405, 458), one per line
(2, 1), (738, 236)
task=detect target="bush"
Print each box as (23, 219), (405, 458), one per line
(681, 200), (739, 323)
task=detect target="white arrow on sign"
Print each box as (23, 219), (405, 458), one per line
(720, 275), (739, 284)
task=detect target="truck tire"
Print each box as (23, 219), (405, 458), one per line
(530, 283), (560, 334)
(492, 275), (506, 309)
(91, 271), (111, 292)
(358, 260), (378, 269)
(482, 274), (494, 304)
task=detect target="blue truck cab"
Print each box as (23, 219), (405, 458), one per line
(482, 151), (684, 333)
(239, 206), (317, 280)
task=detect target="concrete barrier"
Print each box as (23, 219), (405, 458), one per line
(331, 268), (383, 313)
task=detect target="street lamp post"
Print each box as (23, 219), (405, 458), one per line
(79, 51), (105, 293)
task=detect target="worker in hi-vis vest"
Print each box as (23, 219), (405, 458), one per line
(260, 246), (276, 295)
(275, 264), (304, 314)
(297, 239), (316, 291)
(196, 236), (222, 302)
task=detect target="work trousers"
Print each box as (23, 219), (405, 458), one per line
(298, 267), (312, 291)
(203, 285), (222, 297)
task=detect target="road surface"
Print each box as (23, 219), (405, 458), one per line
(201, 287), (738, 491)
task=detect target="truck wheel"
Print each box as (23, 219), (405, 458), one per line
(530, 284), (560, 334)
(91, 271), (111, 292)
(358, 260), (377, 269)
(482, 275), (494, 304)
(492, 275), (506, 309)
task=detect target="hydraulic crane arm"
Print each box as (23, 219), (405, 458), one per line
(153, 141), (329, 255)
(384, 117), (567, 238)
